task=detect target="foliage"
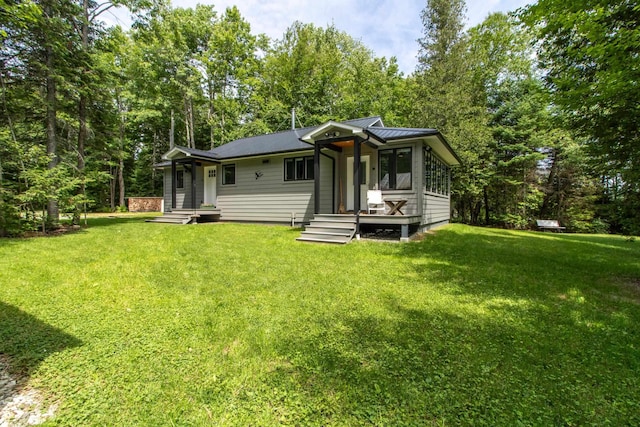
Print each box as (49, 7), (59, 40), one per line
(0, 223), (639, 424)
(520, 0), (640, 234)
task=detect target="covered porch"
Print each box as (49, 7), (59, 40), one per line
(162, 146), (220, 211)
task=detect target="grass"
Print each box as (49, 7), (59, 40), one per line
(1, 219), (639, 426)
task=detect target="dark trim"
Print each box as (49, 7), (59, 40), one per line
(191, 159), (197, 209)
(379, 147), (413, 190)
(323, 143), (343, 153)
(314, 143), (320, 214)
(221, 164), (236, 185)
(284, 155), (314, 181)
(315, 135), (360, 146)
(319, 151), (336, 214)
(171, 160), (177, 209)
(354, 136), (361, 235)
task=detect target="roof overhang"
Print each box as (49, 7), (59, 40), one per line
(300, 121), (369, 143)
(162, 146), (220, 163)
(423, 134), (462, 166)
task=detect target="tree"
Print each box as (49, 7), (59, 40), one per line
(521, 0), (640, 234)
(414, 0), (492, 224)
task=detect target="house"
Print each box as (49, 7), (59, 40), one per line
(156, 116), (461, 242)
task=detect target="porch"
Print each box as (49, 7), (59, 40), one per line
(297, 213), (422, 244)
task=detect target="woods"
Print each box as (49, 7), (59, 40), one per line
(1, 0), (638, 236)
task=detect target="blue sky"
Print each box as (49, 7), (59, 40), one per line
(104, 0), (531, 74)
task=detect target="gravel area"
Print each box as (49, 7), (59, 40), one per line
(0, 357), (56, 426)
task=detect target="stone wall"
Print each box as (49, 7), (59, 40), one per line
(128, 197), (163, 212)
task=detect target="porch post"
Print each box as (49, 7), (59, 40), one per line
(314, 142), (321, 214)
(171, 160), (177, 209)
(191, 159), (197, 209)
(354, 137), (361, 236)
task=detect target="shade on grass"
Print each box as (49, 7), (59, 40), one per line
(1, 219), (639, 425)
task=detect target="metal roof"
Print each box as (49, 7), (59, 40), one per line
(365, 127), (438, 141)
(210, 126), (316, 159)
(157, 116), (460, 165)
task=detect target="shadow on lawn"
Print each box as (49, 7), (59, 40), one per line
(266, 227), (640, 424)
(269, 296), (640, 425)
(0, 301), (82, 379)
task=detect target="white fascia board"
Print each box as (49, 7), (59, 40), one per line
(162, 147), (191, 160)
(301, 121), (366, 143)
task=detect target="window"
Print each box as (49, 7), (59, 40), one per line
(176, 170), (184, 189)
(379, 148), (412, 190)
(425, 150), (450, 195)
(284, 156), (314, 181)
(222, 164), (235, 185)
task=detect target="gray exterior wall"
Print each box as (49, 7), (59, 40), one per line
(162, 165), (205, 211)
(420, 146), (451, 229)
(378, 141), (422, 216)
(216, 152), (333, 224)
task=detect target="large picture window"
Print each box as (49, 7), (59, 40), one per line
(379, 148), (412, 190)
(425, 150), (450, 195)
(222, 164), (236, 185)
(284, 156), (314, 181)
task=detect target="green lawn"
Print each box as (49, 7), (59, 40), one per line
(1, 219), (639, 426)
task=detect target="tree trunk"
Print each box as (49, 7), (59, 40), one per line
(118, 97), (126, 207)
(483, 185), (490, 225)
(45, 35), (59, 223)
(77, 0), (89, 176)
(110, 165), (116, 211)
(170, 109), (175, 149)
(189, 97), (195, 148)
(208, 79), (215, 149)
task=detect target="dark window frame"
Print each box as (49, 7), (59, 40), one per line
(424, 149), (450, 196)
(176, 170), (184, 189)
(379, 147), (412, 190)
(222, 164), (236, 185)
(284, 155), (314, 181)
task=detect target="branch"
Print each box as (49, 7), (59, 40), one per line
(90, 3), (116, 23)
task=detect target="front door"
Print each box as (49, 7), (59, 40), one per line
(346, 155), (369, 212)
(204, 165), (217, 206)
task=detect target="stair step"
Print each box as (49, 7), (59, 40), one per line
(308, 221), (356, 228)
(297, 234), (351, 244)
(303, 227), (354, 236)
(146, 216), (191, 224)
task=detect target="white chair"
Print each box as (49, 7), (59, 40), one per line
(367, 190), (385, 214)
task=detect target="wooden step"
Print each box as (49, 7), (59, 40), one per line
(302, 227), (354, 236)
(297, 214), (357, 244)
(146, 214), (192, 224)
(296, 233), (352, 244)
(307, 220), (356, 228)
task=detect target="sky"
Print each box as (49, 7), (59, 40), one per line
(103, 0), (531, 75)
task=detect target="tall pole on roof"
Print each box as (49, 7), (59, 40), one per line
(291, 108), (295, 130)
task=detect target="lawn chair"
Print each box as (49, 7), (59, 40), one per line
(367, 190), (385, 214)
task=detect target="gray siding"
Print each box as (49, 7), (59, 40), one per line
(377, 140), (423, 216)
(162, 165), (205, 210)
(422, 193), (450, 226)
(217, 153), (333, 224)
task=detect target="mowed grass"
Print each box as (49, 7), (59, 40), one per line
(1, 219), (639, 426)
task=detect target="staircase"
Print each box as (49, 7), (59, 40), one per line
(146, 211), (194, 224)
(297, 214), (357, 244)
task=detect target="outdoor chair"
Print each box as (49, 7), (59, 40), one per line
(367, 190), (386, 214)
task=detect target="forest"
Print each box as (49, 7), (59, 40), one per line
(1, 0), (638, 236)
